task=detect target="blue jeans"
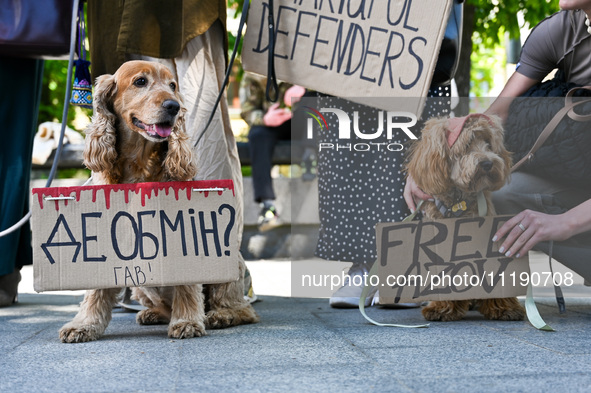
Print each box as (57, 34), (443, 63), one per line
(248, 121), (291, 203)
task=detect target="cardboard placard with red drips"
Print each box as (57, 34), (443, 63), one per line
(31, 180), (239, 292)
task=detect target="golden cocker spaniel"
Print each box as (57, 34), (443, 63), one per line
(59, 61), (258, 343)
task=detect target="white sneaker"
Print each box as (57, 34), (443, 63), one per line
(329, 263), (377, 308)
(374, 290), (423, 309)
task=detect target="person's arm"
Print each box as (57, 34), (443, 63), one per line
(484, 72), (539, 122)
(403, 174), (433, 213)
(493, 199), (591, 258)
(484, 72), (539, 121)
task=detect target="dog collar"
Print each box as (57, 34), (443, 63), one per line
(434, 191), (488, 218)
(435, 198), (469, 218)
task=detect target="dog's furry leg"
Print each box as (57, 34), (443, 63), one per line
(422, 300), (470, 322)
(478, 297), (525, 321)
(59, 288), (122, 343)
(167, 284), (206, 339)
(206, 257), (259, 329)
(133, 287), (172, 325)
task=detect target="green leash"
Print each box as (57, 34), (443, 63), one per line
(525, 281), (555, 331)
(358, 200), (429, 328)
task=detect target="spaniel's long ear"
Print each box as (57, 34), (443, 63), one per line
(405, 118), (451, 196)
(164, 103), (198, 181)
(83, 74), (118, 177)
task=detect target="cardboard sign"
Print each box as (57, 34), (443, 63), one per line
(376, 216), (529, 304)
(242, 0), (453, 114)
(31, 180), (239, 292)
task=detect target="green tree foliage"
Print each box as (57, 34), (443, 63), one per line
(455, 0), (559, 108)
(227, 0), (245, 51)
(471, 0), (559, 47)
(39, 60), (91, 127)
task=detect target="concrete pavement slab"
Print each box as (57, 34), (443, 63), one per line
(1, 259), (590, 392)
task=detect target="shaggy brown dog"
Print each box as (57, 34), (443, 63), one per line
(405, 114), (525, 322)
(59, 61), (258, 343)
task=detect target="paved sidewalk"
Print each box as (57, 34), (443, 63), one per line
(1, 259), (591, 392)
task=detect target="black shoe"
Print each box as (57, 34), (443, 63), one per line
(0, 269), (21, 307)
(257, 203), (281, 232)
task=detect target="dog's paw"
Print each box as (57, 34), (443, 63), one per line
(59, 324), (103, 343)
(422, 301), (467, 322)
(479, 298), (525, 321)
(205, 305), (260, 329)
(482, 305), (526, 321)
(136, 308), (170, 325)
(168, 320), (206, 339)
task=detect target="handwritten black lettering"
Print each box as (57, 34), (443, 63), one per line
(111, 211), (139, 261)
(138, 210), (159, 260)
(450, 217), (485, 262)
(81, 212), (106, 262)
(41, 214), (81, 264)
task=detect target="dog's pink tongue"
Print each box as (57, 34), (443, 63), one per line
(154, 124), (172, 137)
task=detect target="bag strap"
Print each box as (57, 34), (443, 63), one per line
(512, 86), (591, 172)
(265, 0), (279, 103)
(565, 86), (591, 121)
(193, 0), (251, 149)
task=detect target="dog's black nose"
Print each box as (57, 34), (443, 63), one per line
(163, 100), (180, 116)
(480, 160), (493, 172)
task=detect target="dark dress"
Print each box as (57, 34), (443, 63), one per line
(0, 57), (44, 275)
(314, 87), (452, 264)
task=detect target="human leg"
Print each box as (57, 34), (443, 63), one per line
(249, 121), (292, 230)
(492, 172), (591, 282)
(163, 21), (258, 321)
(248, 124), (278, 203)
(0, 57), (43, 306)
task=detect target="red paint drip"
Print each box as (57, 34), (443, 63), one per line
(37, 192), (44, 210)
(104, 188), (111, 209)
(31, 179), (235, 210)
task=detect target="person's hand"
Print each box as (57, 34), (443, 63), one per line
(403, 174), (433, 213)
(493, 210), (572, 258)
(263, 103), (292, 127)
(283, 85), (306, 108)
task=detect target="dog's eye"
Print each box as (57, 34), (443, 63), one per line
(169, 82), (176, 92)
(134, 77), (147, 87)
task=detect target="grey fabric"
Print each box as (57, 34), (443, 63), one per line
(492, 172), (591, 281)
(517, 10), (591, 85)
(315, 88), (452, 264)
